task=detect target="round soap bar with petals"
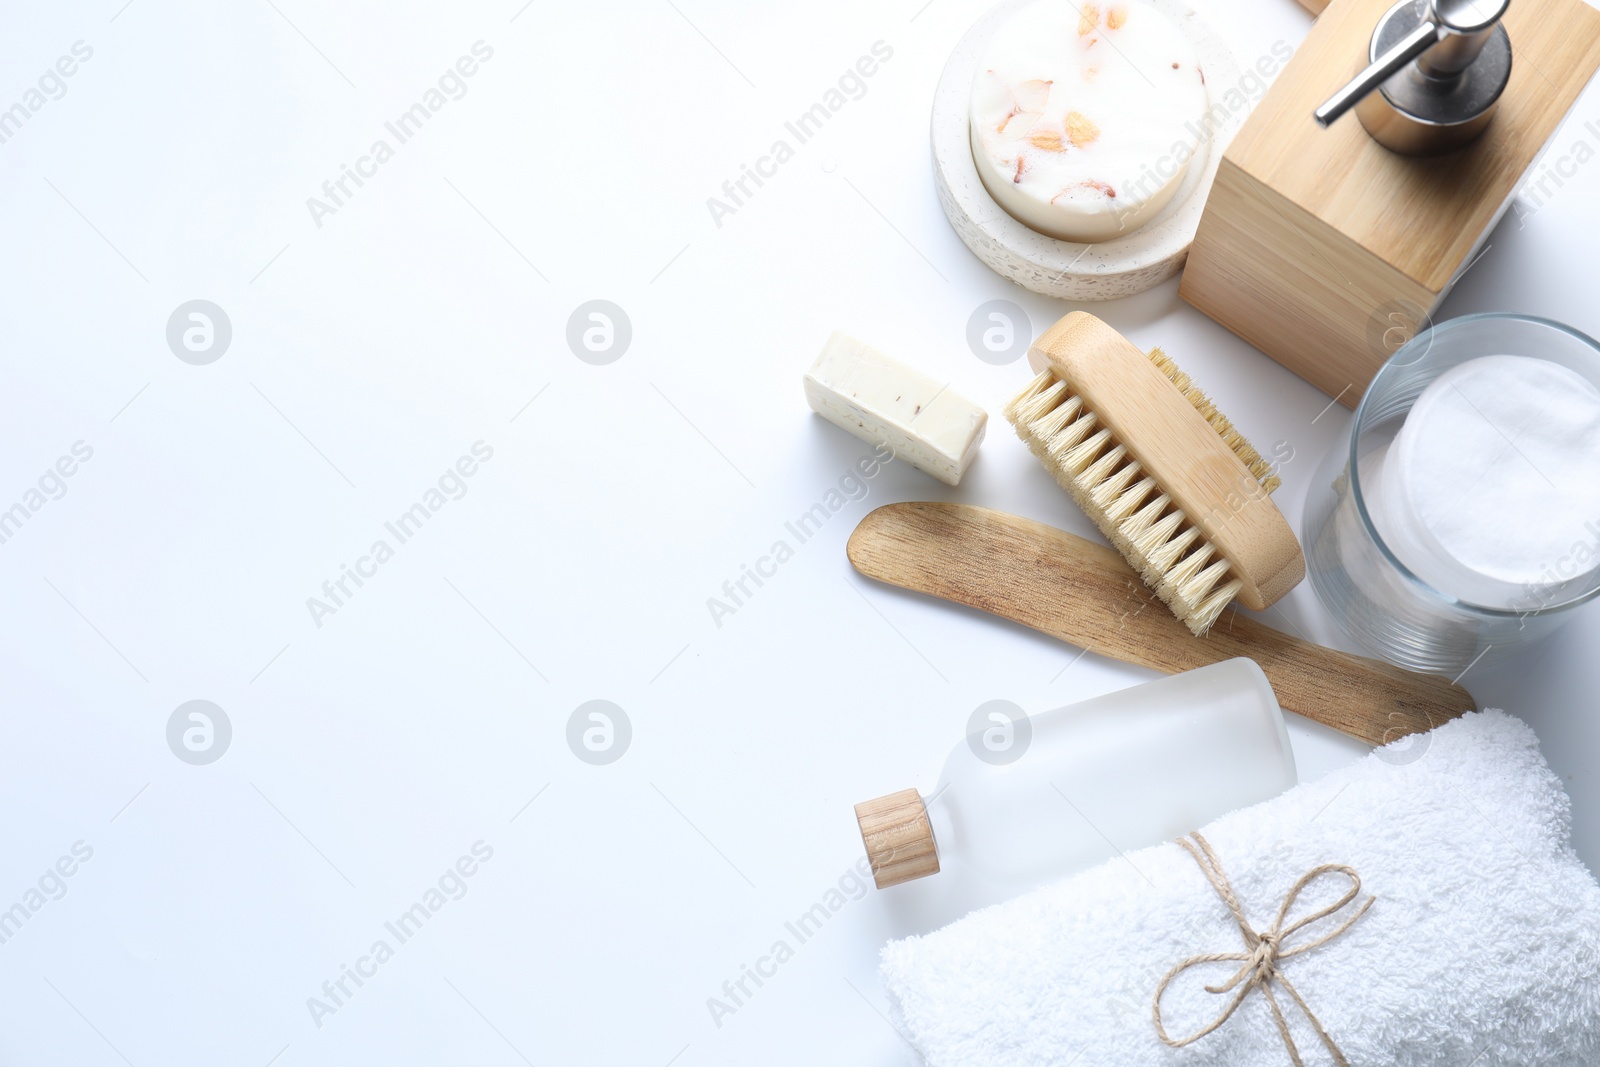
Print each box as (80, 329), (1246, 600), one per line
(969, 0), (1209, 243)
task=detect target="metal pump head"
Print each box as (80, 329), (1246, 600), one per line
(1314, 0), (1513, 155)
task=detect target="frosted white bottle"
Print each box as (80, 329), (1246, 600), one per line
(854, 659), (1295, 919)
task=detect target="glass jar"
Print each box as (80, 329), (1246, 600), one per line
(1304, 313), (1600, 675)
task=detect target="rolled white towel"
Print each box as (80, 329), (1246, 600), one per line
(881, 710), (1600, 1065)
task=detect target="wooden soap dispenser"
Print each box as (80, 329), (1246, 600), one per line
(1179, 0), (1600, 405)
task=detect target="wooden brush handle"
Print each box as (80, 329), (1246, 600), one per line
(846, 502), (1474, 745)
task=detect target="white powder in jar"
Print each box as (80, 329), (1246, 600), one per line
(1366, 355), (1600, 610)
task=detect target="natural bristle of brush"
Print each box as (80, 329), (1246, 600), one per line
(1006, 370), (1242, 634)
(1005, 313), (1305, 635)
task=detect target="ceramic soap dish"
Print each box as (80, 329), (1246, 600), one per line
(931, 0), (1246, 300)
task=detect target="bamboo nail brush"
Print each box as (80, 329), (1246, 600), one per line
(1005, 312), (1304, 635)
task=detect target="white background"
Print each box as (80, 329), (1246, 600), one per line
(3, 0), (1599, 1064)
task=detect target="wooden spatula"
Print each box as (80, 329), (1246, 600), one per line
(847, 501), (1473, 744)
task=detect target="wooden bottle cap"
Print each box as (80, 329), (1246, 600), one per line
(854, 788), (940, 889)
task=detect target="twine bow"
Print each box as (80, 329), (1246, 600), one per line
(1152, 833), (1374, 1067)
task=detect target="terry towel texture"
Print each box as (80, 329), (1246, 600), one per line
(881, 711), (1600, 1065)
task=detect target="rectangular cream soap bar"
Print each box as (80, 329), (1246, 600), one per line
(803, 331), (987, 486)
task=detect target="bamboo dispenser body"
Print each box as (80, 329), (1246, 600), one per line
(1179, 0), (1600, 406)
